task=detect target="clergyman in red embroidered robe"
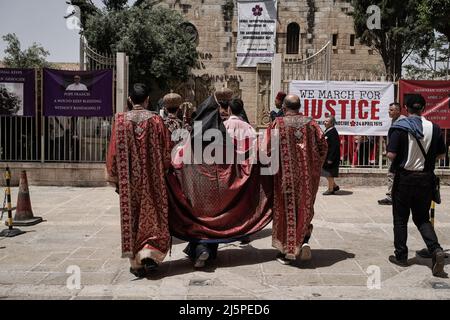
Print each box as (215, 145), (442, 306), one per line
(106, 87), (171, 273)
(263, 94), (328, 263)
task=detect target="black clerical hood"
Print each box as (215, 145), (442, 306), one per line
(190, 94), (235, 157)
(192, 94), (227, 139)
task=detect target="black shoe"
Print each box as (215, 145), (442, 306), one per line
(141, 258), (158, 272)
(240, 236), (251, 245)
(322, 190), (335, 196)
(388, 255), (408, 267)
(129, 267), (147, 278)
(378, 198), (392, 205)
(333, 185), (340, 192)
(432, 249), (446, 277)
(276, 253), (292, 265)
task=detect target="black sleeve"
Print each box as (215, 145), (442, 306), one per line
(387, 129), (402, 153)
(327, 131), (339, 161)
(270, 111), (276, 121)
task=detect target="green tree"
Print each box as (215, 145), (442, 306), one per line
(102, 0), (128, 11)
(1, 33), (50, 68)
(419, 0), (450, 42)
(82, 5), (198, 89)
(349, 0), (434, 80)
(404, 34), (450, 79)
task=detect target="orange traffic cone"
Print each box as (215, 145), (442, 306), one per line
(6, 171), (42, 227)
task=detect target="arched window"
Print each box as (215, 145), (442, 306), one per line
(286, 23), (300, 54)
(181, 22), (199, 45)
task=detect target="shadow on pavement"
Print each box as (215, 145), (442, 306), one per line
(141, 246), (356, 280)
(291, 249), (355, 269)
(410, 251), (450, 278)
(333, 190), (354, 196)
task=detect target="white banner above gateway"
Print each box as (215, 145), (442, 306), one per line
(289, 81), (395, 136)
(237, 0), (277, 68)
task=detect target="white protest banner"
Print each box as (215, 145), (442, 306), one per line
(237, 0), (277, 67)
(289, 81), (395, 136)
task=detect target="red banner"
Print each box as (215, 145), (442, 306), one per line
(399, 80), (450, 128)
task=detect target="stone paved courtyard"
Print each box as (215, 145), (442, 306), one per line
(0, 185), (449, 300)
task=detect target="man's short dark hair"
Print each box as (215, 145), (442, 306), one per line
(130, 83), (149, 104)
(229, 98), (244, 116)
(283, 97), (301, 110)
(405, 94), (426, 111)
(389, 102), (401, 110)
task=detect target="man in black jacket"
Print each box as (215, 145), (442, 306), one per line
(378, 102), (406, 205)
(387, 94), (447, 277)
(321, 115), (340, 195)
(270, 91), (286, 121)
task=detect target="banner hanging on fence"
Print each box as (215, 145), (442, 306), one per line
(43, 68), (113, 117)
(289, 81), (395, 136)
(237, 0), (277, 67)
(399, 80), (450, 129)
(0, 68), (35, 116)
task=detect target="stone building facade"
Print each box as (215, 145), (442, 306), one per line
(159, 0), (385, 126)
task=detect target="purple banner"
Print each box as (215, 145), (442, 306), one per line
(43, 68), (113, 117)
(0, 68), (36, 117)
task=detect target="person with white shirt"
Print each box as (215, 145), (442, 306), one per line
(66, 75), (88, 91)
(387, 94), (447, 277)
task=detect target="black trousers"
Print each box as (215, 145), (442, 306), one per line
(392, 171), (442, 260)
(185, 242), (219, 260)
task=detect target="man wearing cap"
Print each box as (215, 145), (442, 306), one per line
(161, 92), (187, 145)
(270, 91), (287, 121)
(106, 83), (172, 277)
(387, 94), (447, 277)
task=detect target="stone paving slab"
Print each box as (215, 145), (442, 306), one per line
(0, 185), (449, 300)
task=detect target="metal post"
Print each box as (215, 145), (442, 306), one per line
(378, 136), (383, 169)
(41, 70), (45, 163)
(80, 35), (85, 71)
(0, 167), (25, 237)
(271, 53), (282, 105)
(116, 52), (127, 114)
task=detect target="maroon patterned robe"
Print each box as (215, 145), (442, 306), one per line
(106, 109), (171, 262)
(265, 114), (328, 259)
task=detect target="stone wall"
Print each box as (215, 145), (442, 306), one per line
(2, 163), (450, 188)
(0, 163), (108, 187)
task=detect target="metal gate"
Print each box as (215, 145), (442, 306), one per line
(281, 41), (332, 92)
